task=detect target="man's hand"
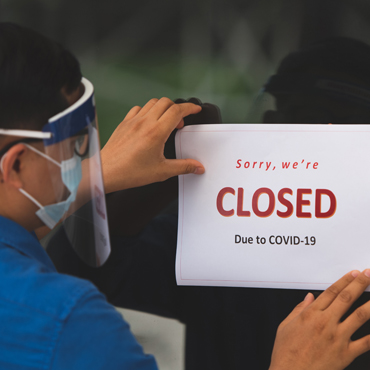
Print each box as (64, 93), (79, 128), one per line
(101, 97), (205, 194)
(269, 270), (370, 370)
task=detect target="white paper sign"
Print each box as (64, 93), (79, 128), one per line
(175, 124), (370, 291)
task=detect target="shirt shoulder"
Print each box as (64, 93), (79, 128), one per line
(0, 242), (93, 318)
(51, 287), (158, 370)
(0, 245), (157, 370)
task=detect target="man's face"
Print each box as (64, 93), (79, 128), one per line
(40, 83), (86, 203)
(13, 83), (85, 228)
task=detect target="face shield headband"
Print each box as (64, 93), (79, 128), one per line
(0, 77), (111, 267)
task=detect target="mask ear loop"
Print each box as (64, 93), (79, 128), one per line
(0, 149), (45, 216)
(23, 143), (61, 168)
(0, 144), (59, 211)
(18, 188), (44, 210)
(0, 152), (7, 183)
(0, 152), (7, 174)
(0, 142), (61, 172)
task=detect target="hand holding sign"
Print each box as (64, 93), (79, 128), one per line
(101, 97), (205, 194)
(269, 270), (370, 370)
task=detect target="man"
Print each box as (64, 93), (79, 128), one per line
(0, 22), (204, 369)
(0, 21), (367, 370)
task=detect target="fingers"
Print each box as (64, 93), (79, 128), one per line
(350, 335), (370, 359)
(146, 97), (175, 120)
(158, 102), (202, 136)
(124, 105), (142, 120)
(338, 270), (370, 336)
(134, 97), (175, 120)
(136, 98), (159, 117)
(280, 293), (315, 327)
(127, 98), (201, 137)
(105, 97), (206, 191)
(312, 271), (359, 311)
(293, 292), (316, 315)
(327, 270), (370, 320)
(162, 158), (205, 179)
(341, 299), (370, 338)
(144, 97), (202, 123)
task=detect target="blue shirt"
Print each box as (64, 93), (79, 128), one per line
(0, 216), (158, 370)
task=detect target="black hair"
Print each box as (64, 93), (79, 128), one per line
(0, 22), (82, 130)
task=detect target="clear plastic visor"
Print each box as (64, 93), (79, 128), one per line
(41, 78), (110, 267)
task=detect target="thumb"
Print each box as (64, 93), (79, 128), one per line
(164, 158), (205, 178)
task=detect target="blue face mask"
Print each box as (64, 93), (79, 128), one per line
(18, 144), (82, 229)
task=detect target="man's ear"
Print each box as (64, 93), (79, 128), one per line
(263, 110), (285, 123)
(1, 144), (27, 188)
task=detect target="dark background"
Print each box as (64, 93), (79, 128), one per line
(2, 0), (370, 144)
(4, 2), (370, 369)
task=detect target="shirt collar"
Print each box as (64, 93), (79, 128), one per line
(0, 216), (56, 271)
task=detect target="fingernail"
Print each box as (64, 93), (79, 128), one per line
(352, 270), (360, 278)
(193, 167), (205, 175)
(304, 292), (311, 301)
(365, 269), (370, 278)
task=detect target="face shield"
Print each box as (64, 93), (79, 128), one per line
(248, 73), (370, 124)
(0, 78), (110, 267)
